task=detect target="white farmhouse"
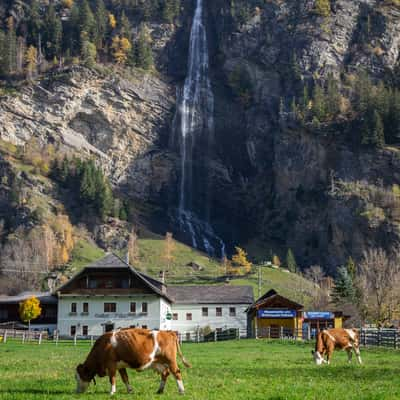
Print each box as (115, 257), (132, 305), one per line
(56, 254), (253, 337)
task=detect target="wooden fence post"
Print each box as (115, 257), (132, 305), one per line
(56, 331), (59, 346)
(237, 328), (240, 340)
(214, 330), (217, 342)
(22, 332), (25, 343)
(3, 330), (7, 344)
(38, 333), (42, 345)
(74, 334), (77, 346)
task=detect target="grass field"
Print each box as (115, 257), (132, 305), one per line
(0, 340), (399, 400)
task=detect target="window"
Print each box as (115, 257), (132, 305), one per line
(142, 325), (148, 329)
(186, 313), (192, 321)
(121, 279), (129, 289)
(216, 307), (222, 317)
(105, 280), (113, 289)
(173, 313), (178, 321)
(70, 325), (76, 336)
(104, 303), (116, 312)
(83, 303), (89, 313)
(130, 302), (136, 313)
(88, 279), (97, 289)
(71, 303), (77, 313)
(82, 326), (88, 336)
(0, 309), (8, 319)
(229, 307), (236, 317)
(141, 302), (148, 314)
(202, 307), (208, 317)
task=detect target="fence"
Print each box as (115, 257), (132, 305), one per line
(360, 328), (400, 349)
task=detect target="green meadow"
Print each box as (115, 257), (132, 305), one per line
(0, 340), (399, 400)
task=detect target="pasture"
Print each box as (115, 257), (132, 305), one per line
(0, 340), (399, 400)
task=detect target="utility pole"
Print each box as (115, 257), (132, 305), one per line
(258, 261), (272, 299)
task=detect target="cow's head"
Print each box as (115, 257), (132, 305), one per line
(75, 364), (91, 393)
(311, 350), (325, 365)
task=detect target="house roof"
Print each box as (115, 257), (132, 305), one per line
(167, 285), (254, 304)
(57, 253), (172, 302)
(0, 292), (58, 305)
(246, 289), (304, 313)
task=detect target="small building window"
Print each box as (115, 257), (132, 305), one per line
(70, 325), (76, 336)
(141, 302), (148, 314)
(83, 303), (89, 313)
(142, 325), (148, 329)
(130, 302), (136, 313)
(216, 307), (222, 317)
(173, 313), (178, 320)
(104, 303), (116, 312)
(71, 303), (77, 313)
(202, 307), (208, 317)
(229, 307), (236, 317)
(186, 313), (192, 321)
(82, 326), (88, 336)
(0, 309), (8, 319)
(88, 279), (97, 289)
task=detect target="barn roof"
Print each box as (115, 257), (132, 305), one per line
(246, 289), (304, 313)
(57, 253), (172, 302)
(167, 285), (254, 304)
(0, 292), (57, 304)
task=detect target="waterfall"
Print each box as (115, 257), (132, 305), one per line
(173, 0), (225, 258)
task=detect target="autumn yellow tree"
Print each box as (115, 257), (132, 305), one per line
(19, 296), (41, 332)
(272, 255), (281, 268)
(231, 246), (252, 274)
(111, 36), (131, 64)
(25, 45), (37, 79)
(108, 13), (117, 29)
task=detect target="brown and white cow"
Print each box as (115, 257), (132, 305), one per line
(75, 328), (191, 395)
(312, 328), (362, 365)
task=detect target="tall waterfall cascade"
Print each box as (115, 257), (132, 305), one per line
(173, 0), (225, 258)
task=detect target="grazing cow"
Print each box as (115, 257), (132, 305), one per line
(75, 328), (191, 395)
(312, 328), (362, 365)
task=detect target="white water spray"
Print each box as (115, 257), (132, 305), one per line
(174, 0), (225, 258)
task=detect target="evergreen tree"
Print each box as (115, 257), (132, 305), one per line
(312, 83), (326, 122)
(162, 0), (180, 23)
(0, 29), (6, 76)
(5, 17), (17, 75)
(94, 0), (108, 50)
(44, 4), (62, 59)
(326, 73), (340, 117)
(346, 256), (356, 280)
(27, 0), (43, 46)
(120, 11), (132, 42)
(136, 25), (153, 70)
(78, 0), (96, 41)
(80, 33), (97, 68)
(286, 249), (297, 273)
(332, 265), (356, 305)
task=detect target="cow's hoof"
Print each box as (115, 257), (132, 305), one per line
(156, 390), (164, 395)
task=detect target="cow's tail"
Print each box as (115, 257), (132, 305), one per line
(175, 333), (191, 368)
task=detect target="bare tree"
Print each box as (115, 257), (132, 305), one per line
(357, 248), (400, 326)
(127, 228), (139, 265)
(304, 265), (326, 286)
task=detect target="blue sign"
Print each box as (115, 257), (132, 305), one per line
(304, 311), (334, 320)
(257, 309), (296, 319)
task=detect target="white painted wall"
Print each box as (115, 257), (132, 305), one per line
(170, 303), (248, 333)
(57, 295), (163, 336)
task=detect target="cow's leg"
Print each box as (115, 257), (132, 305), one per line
(119, 368), (133, 393)
(326, 344), (335, 365)
(169, 361), (185, 395)
(109, 369), (117, 395)
(157, 368), (170, 394)
(354, 345), (362, 364)
(346, 347), (353, 363)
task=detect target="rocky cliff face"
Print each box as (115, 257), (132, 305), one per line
(1, 0), (400, 271)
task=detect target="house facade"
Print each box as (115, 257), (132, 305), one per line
(56, 254), (173, 336)
(56, 254), (253, 337)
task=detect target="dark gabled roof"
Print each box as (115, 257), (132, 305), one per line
(0, 292), (57, 305)
(57, 253), (172, 302)
(167, 285), (254, 305)
(246, 289), (303, 313)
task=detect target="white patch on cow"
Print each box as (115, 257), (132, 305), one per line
(139, 331), (159, 371)
(116, 361), (129, 369)
(313, 351), (325, 365)
(110, 330), (118, 348)
(345, 329), (356, 341)
(323, 330), (336, 342)
(110, 383), (116, 395)
(177, 379), (185, 394)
